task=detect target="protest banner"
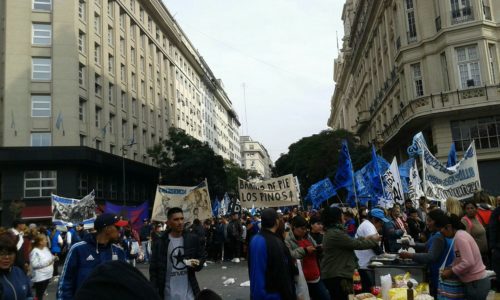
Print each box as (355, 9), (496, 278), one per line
(105, 201), (148, 232)
(407, 159), (425, 207)
(423, 142), (480, 200)
(151, 180), (212, 223)
(380, 158), (405, 209)
(238, 174), (299, 208)
(52, 190), (96, 227)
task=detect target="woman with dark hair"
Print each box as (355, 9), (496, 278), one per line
(461, 200), (489, 266)
(0, 232), (32, 300)
(320, 206), (380, 300)
(439, 213), (490, 300)
(399, 209), (454, 297)
(30, 233), (55, 300)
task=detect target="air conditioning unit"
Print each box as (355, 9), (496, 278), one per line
(466, 79), (475, 87)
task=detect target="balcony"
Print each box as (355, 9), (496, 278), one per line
(355, 111), (371, 135)
(379, 85), (500, 143)
(451, 7), (474, 25)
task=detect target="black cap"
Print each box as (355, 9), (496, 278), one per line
(309, 215), (322, 226)
(291, 215), (308, 228)
(94, 213), (128, 231)
(261, 208), (278, 229)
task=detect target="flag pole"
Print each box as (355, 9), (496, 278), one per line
(345, 141), (361, 225)
(421, 143), (427, 198)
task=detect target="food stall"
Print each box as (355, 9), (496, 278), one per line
(368, 254), (427, 286)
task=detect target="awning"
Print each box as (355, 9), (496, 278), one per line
(21, 205), (52, 220)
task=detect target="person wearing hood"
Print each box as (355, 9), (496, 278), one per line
(320, 206), (380, 300)
(75, 260), (160, 300)
(57, 213), (127, 300)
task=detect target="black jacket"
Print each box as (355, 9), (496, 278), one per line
(227, 220), (243, 242)
(149, 230), (206, 299)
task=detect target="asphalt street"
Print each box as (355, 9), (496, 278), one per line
(45, 260), (250, 300)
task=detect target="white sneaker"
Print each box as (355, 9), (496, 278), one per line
(233, 258), (240, 263)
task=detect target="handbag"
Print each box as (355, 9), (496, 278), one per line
(437, 239), (465, 300)
(295, 260), (310, 300)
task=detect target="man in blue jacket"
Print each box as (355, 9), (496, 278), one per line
(57, 213), (127, 300)
(248, 208), (296, 300)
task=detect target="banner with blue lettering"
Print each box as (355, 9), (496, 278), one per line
(423, 141), (480, 200)
(152, 180), (212, 223)
(51, 190), (96, 227)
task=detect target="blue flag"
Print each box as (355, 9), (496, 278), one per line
(55, 111), (63, 130)
(347, 154), (390, 208)
(306, 178), (337, 209)
(333, 140), (353, 190)
(399, 158), (415, 193)
(446, 143), (457, 167)
(212, 197), (220, 217)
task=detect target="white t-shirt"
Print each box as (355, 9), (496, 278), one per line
(29, 247), (54, 282)
(354, 220), (378, 269)
(164, 235), (194, 300)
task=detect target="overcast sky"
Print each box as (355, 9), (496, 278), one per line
(164, 1), (345, 162)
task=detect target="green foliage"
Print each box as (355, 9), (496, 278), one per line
(273, 129), (370, 200)
(148, 128), (257, 199)
(224, 159), (260, 197)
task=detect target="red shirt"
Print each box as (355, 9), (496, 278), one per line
(297, 238), (320, 282)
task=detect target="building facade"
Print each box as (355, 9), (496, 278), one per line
(329, 0), (500, 195)
(0, 0), (240, 224)
(240, 136), (272, 179)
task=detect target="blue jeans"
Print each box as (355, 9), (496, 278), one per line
(141, 241), (149, 262)
(307, 280), (330, 300)
(464, 277), (490, 300)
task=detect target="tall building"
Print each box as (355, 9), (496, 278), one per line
(0, 0), (240, 224)
(240, 136), (272, 179)
(328, 0), (500, 195)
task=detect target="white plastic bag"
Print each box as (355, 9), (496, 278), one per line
(381, 274), (392, 300)
(130, 241), (140, 255)
(295, 260), (310, 300)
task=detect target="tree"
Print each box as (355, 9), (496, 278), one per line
(148, 128), (226, 198)
(224, 159), (260, 197)
(273, 129), (370, 201)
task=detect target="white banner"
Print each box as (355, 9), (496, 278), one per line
(407, 159), (425, 207)
(238, 174), (299, 208)
(52, 191), (96, 227)
(151, 181), (212, 223)
(423, 142), (480, 201)
(380, 157), (405, 209)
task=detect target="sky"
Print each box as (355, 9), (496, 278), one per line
(164, 1), (345, 162)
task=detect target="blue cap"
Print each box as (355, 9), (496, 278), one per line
(369, 208), (389, 223)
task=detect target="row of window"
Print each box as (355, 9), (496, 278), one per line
(408, 44), (497, 98)
(404, 0), (493, 44)
(451, 116), (500, 151)
(23, 170), (150, 200)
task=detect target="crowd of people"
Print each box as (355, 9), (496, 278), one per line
(0, 190), (499, 300)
